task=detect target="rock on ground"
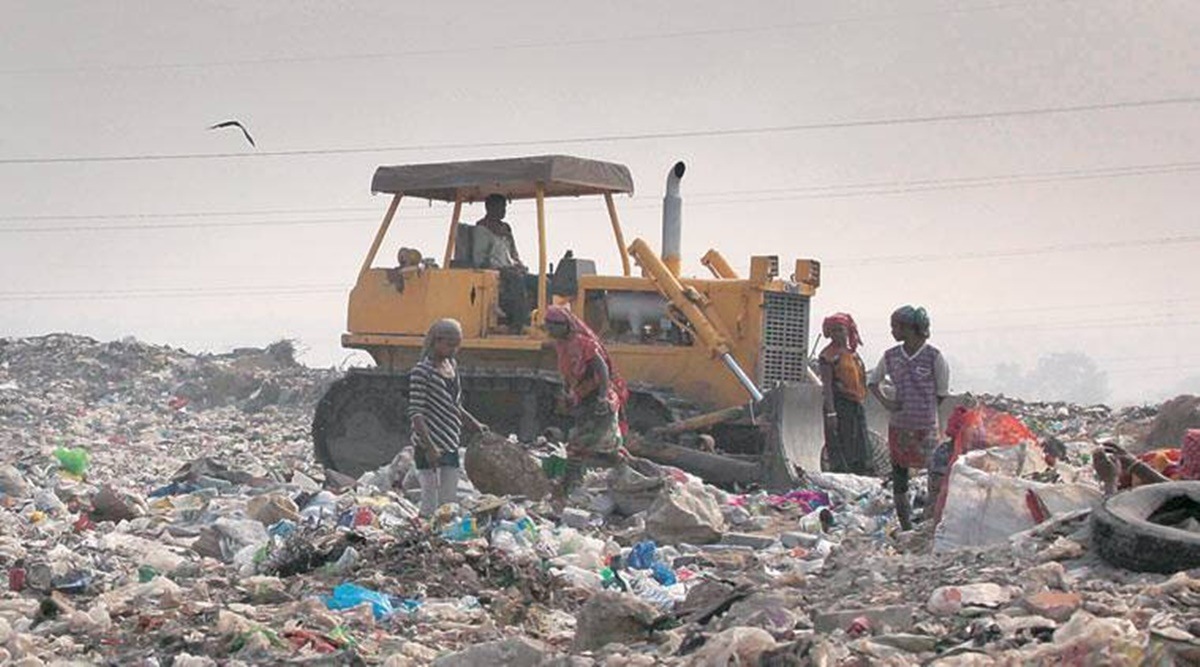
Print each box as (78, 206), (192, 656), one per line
(464, 433), (553, 500)
(644, 481), (726, 545)
(432, 636), (548, 667)
(572, 591), (659, 652)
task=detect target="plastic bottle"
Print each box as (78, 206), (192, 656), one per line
(556, 565), (602, 589)
(628, 573), (673, 611)
(514, 516), (537, 537)
(300, 492), (338, 526)
(490, 530), (520, 555)
(331, 547), (359, 574)
(442, 514), (476, 541)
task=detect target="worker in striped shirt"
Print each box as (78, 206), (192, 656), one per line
(408, 319), (489, 517)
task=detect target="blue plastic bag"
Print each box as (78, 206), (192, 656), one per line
(628, 540), (657, 570)
(651, 562), (677, 586)
(326, 583), (394, 620)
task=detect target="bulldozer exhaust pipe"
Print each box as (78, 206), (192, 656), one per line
(662, 161), (686, 276)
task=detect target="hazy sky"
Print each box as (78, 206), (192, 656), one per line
(3, 1), (1198, 405)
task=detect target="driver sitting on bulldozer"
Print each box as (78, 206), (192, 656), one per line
(473, 194), (531, 333)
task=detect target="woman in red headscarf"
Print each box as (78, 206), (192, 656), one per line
(544, 305), (629, 488)
(818, 313), (871, 474)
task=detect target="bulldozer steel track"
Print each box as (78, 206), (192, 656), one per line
(311, 366), (701, 477)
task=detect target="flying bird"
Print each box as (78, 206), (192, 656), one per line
(208, 120), (256, 147)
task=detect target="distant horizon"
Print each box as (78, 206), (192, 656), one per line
(4, 328), (1190, 410)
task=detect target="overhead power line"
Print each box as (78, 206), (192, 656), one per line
(3, 95), (1199, 166)
(936, 296), (1200, 318)
(3, 279), (1198, 308)
(0, 217), (374, 234)
(828, 234), (1200, 267)
(692, 160), (1200, 200)
(0, 285), (345, 301)
(0, 1), (1057, 76)
(940, 317), (1200, 335)
(5, 158), (1200, 231)
(0, 206), (380, 222)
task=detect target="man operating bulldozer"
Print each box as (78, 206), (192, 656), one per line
(544, 305), (629, 493)
(473, 194), (531, 333)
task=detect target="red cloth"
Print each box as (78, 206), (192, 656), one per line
(1120, 448), (1182, 488)
(545, 305), (629, 428)
(822, 312), (863, 352)
(947, 405), (1036, 457)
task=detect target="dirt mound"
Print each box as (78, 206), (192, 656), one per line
(0, 333), (337, 413)
(1141, 395), (1200, 448)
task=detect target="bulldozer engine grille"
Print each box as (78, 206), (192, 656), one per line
(760, 292), (810, 386)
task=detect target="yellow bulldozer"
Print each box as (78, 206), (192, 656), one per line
(313, 155), (827, 490)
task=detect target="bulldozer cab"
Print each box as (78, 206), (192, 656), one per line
(345, 155), (636, 357)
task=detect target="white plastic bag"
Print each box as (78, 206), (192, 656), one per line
(934, 446), (1101, 552)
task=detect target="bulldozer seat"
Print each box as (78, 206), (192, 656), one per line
(450, 224), (476, 269)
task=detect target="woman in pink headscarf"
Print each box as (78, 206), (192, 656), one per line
(818, 313), (870, 474)
(544, 305), (629, 489)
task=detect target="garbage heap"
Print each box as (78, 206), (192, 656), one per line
(2, 334), (1199, 665)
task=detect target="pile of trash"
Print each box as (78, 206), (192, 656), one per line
(2, 334), (1200, 665)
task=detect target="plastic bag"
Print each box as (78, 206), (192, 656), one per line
(325, 583), (394, 619)
(628, 541), (657, 569)
(651, 562), (677, 586)
(54, 447), (89, 476)
(934, 447), (1101, 552)
(542, 455), (568, 479)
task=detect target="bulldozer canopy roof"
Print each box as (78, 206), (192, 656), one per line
(371, 155), (634, 202)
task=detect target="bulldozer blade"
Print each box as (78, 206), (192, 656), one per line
(760, 382), (826, 491)
(627, 383), (824, 493)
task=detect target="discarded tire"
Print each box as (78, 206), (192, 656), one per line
(1091, 481), (1200, 573)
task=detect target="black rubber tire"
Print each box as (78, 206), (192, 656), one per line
(1091, 481), (1200, 573)
(312, 372), (409, 478)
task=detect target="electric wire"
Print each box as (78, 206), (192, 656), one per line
(5, 158), (1200, 231)
(4, 95), (1198, 165)
(0, 1), (1065, 76)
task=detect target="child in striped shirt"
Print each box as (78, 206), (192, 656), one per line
(408, 319), (489, 517)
